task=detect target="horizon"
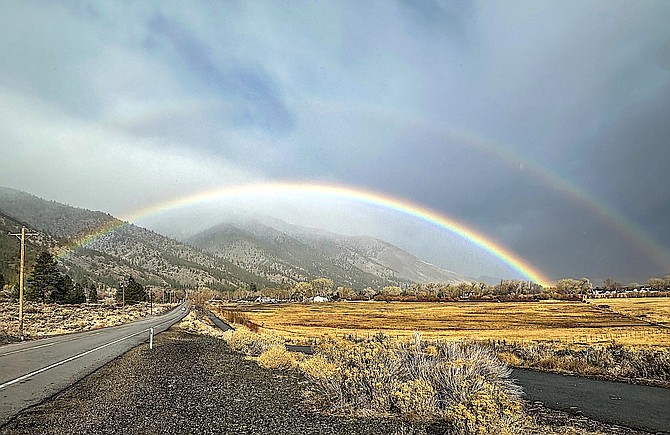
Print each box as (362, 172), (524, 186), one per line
(1, 2), (669, 284)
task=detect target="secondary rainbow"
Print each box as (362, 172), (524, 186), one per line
(59, 182), (554, 287)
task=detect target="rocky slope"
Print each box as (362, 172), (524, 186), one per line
(188, 217), (468, 288)
(0, 187), (269, 291)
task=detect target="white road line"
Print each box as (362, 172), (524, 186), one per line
(0, 328), (148, 391)
(0, 311), (185, 390)
(0, 341), (57, 357)
(0, 306), (184, 357)
(0, 332), (105, 357)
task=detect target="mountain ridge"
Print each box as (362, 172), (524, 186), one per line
(1, 186), (470, 292)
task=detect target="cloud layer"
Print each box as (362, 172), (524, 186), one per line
(1, 1), (669, 284)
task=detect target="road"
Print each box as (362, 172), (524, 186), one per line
(514, 368), (670, 434)
(0, 304), (188, 426)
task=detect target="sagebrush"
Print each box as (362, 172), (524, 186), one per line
(300, 333), (526, 434)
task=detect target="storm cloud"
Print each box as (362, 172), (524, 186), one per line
(1, 1), (668, 284)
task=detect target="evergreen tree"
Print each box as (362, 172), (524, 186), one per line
(26, 251), (66, 303)
(117, 276), (146, 305)
(88, 283), (98, 303)
(66, 281), (86, 304)
(60, 275), (75, 304)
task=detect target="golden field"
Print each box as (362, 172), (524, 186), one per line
(212, 298), (670, 347)
(0, 302), (174, 340)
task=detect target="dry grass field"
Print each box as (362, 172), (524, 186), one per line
(0, 302), (174, 341)
(592, 297), (670, 326)
(212, 298), (670, 347)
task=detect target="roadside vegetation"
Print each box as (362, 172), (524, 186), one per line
(0, 301), (173, 342)
(180, 305), (615, 434)
(213, 298), (670, 386)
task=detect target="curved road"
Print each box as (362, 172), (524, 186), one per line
(514, 368), (670, 434)
(0, 304), (188, 426)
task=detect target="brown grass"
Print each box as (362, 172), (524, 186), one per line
(591, 297), (670, 326)
(213, 299), (670, 347)
(0, 302), (174, 340)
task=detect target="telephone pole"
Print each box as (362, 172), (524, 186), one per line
(8, 226), (39, 340)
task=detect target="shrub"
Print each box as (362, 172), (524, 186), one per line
(222, 327), (284, 356)
(491, 341), (670, 382)
(300, 334), (524, 433)
(258, 346), (296, 370)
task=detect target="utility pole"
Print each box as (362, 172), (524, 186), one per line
(7, 226), (39, 340)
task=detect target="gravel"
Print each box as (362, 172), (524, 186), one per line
(0, 330), (656, 435)
(1, 331), (402, 435)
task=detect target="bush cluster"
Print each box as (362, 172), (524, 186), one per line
(300, 333), (525, 434)
(492, 342), (670, 382)
(222, 327), (285, 356)
(258, 346), (297, 370)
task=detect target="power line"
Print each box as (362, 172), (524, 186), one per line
(7, 226), (39, 340)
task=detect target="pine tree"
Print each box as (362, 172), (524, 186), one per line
(65, 281), (86, 304)
(117, 276), (146, 305)
(60, 275), (75, 304)
(88, 283), (98, 303)
(26, 251), (66, 303)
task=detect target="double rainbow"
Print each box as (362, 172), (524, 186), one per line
(58, 182), (554, 287)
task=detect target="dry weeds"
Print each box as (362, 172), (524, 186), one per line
(220, 299), (670, 347)
(0, 302), (174, 341)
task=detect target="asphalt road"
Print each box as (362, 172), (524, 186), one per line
(0, 303), (188, 426)
(514, 368), (670, 434)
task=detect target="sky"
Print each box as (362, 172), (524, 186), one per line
(1, 1), (669, 285)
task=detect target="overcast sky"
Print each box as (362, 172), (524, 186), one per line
(1, 1), (669, 284)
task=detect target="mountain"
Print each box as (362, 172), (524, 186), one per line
(0, 187), (269, 291)
(1, 187), (469, 292)
(0, 211), (60, 285)
(187, 216), (469, 288)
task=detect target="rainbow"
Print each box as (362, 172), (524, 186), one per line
(308, 99), (670, 270)
(57, 182), (554, 287)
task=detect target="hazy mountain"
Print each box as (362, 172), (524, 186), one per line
(1, 187), (469, 292)
(0, 187), (269, 291)
(188, 216), (469, 287)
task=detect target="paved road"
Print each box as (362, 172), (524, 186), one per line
(0, 304), (189, 426)
(514, 368), (670, 434)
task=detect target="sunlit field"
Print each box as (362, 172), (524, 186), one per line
(0, 302), (174, 340)
(594, 297), (670, 326)
(211, 298), (670, 347)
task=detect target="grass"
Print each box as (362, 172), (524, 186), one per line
(177, 303), (618, 434)
(590, 297), (670, 326)
(212, 299), (670, 347)
(0, 301), (174, 341)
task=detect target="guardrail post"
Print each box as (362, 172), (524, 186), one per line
(149, 327), (154, 350)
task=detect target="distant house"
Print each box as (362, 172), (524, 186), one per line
(312, 295), (330, 303)
(254, 296), (277, 304)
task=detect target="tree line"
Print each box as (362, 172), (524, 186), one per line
(224, 274), (670, 302)
(7, 251), (147, 305)
(16, 251), (97, 304)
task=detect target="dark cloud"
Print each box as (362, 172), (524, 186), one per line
(146, 13), (294, 134)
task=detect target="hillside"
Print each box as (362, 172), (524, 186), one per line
(187, 221), (398, 289)
(0, 187), (269, 291)
(1, 187), (469, 292)
(0, 211), (59, 286)
(187, 217), (468, 287)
